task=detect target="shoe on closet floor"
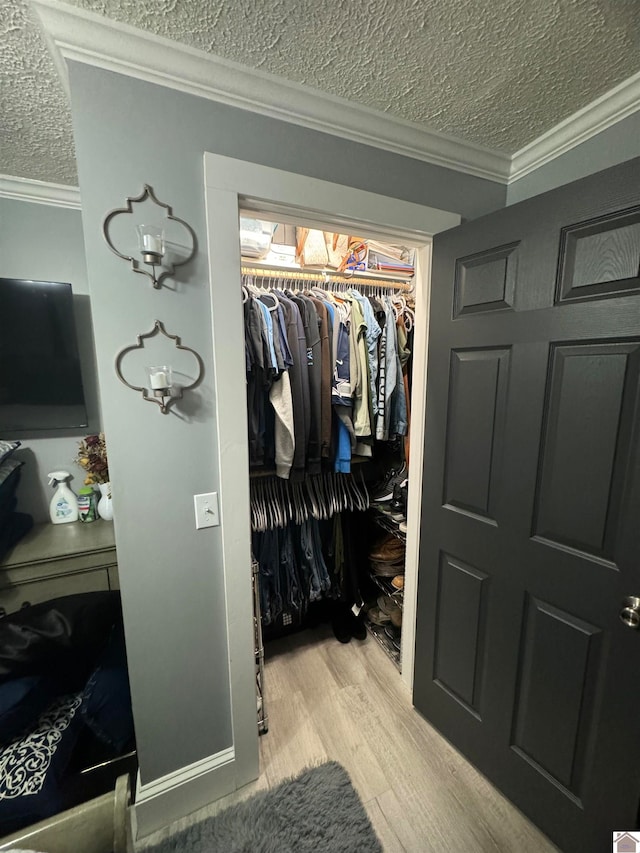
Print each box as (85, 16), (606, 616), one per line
(391, 575), (404, 591)
(369, 535), (405, 561)
(398, 521), (408, 534)
(331, 605), (352, 644)
(347, 610), (367, 641)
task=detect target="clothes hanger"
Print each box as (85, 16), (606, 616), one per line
(264, 478), (275, 529)
(328, 473), (338, 517)
(306, 476), (320, 520)
(273, 478), (284, 528)
(358, 469), (371, 510)
(257, 481), (267, 532)
(293, 482), (303, 525)
(318, 476), (330, 520)
(344, 473), (354, 512)
(404, 306), (415, 331)
(281, 478), (294, 526)
(335, 474), (344, 514)
(353, 471), (369, 512)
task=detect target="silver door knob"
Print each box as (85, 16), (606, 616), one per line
(620, 596), (640, 629)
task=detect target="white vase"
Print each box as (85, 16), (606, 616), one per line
(97, 482), (113, 521)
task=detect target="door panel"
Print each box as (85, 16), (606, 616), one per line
(433, 552), (489, 716)
(444, 347), (510, 521)
(414, 156), (640, 853)
(557, 207), (640, 302)
(511, 596), (602, 797)
(453, 242), (519, 316)
(534, 341), (640, 561)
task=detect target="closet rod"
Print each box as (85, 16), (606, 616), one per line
(249, 458), (369, 479)
(241, 265), (414, 293)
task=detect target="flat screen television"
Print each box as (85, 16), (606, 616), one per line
(0, 278), (88, 433)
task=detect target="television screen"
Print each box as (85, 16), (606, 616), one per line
(0, 278), (88, 432)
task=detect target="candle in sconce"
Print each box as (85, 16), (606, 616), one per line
(143, 233), (163, 255)
(137, 225), (165, 259)
(148, 366), (171, 391)
(150, 371), (167, 389)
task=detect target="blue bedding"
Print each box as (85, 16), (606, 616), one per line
(0, 693), (83, 835)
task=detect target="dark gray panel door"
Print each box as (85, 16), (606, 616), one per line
(414, 157), (640, 853)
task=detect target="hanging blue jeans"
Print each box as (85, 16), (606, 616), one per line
(310, 517), (332, 595)
(297, 519), (322, 602)
(253, 528), (282, 625)
(279, 525), (301, 613)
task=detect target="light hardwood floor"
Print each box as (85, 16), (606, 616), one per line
(139, 625), (558, 852)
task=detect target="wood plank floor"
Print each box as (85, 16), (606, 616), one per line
(139, 625), (558, 851)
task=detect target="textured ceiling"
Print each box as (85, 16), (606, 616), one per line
(2, 0), (640, 185)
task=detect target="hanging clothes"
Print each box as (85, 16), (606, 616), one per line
(242, 274), (413, 477)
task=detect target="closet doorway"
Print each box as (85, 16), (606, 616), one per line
(203, 153), (460, 799)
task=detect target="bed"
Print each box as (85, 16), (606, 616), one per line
(0, 592), (136, 838)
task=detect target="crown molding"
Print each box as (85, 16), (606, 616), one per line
(31, 0), (511, 184)
(23, 0), (640, 194)
(510, 70), (640, 182)
(0, 174), (81, 209)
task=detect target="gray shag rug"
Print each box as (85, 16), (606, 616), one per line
(145, 761), (382, 853)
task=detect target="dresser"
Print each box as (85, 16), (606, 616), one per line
(0, 522), (118, 617)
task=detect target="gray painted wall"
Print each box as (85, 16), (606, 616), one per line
(0, 197), (100, 522)
(507, 111), (640, 204)
(67, 61), (506, 788)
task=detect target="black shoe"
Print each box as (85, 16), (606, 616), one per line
(390, 479), (408, 515)
(348, 610), (367, 641)
(384, 625), (402, 652)
(372, 465), (407, 503)
(331, 606), (352, 644)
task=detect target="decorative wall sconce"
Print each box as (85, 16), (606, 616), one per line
(115, 321), (204, 414)
(102, 185), (196, 288)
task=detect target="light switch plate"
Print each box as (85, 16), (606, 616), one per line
(194, 492), (220, 529)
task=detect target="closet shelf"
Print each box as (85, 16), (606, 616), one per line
(241, 261), (414, 292)
(365, 621), (401, 669)
(252, 557), (268, 735)
(370, 573), (404, 607)
(249, 459), (370, 479)
(370, 505), (407, 542)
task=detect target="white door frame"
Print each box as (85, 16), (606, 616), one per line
(204, 152), (460, 797)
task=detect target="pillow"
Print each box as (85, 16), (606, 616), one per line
(0, 512), (33, 564)
(0, 693), (83, 835)
(0, 676), (56, 747)
(0, 495), (18, 526)
(0, 441), (20, 466)
(0, 459), (22, 487)
(0, 466), (21, 516)
(0, 592), (122, 684)
(81, 624), (134, 753)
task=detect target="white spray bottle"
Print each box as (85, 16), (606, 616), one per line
(48, 471), (79, 524)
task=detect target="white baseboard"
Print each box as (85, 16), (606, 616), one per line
(134, 747), (236, 839)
